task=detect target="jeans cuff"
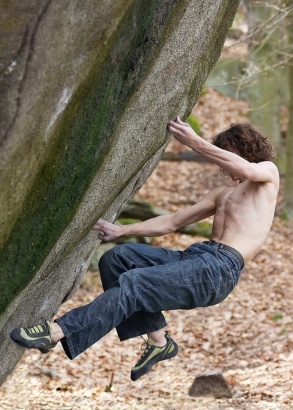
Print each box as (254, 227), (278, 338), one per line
(55, 318), (75, 360)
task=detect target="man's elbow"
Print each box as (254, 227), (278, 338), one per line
(244, 162), (277, 183)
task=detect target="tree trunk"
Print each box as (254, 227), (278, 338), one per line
(246, 0), (287, 168)
(284, 4), (293, 218)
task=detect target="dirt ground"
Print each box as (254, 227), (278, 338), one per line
(1, 63), (293, 410)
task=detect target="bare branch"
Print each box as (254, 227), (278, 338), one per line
(224, 3), (293, 51)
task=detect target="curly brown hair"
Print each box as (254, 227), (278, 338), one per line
(212, 123), (276, 163)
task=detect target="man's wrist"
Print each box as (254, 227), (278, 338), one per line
(119, 224), (132, 236)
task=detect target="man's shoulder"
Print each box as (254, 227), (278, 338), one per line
(259, 161), (279, 184)
(255, 161), (278, 174)
(257, 161), (278, 170)
(249, 161), (279, 186)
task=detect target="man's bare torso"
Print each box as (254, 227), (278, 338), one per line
(211, 178), (279, 262)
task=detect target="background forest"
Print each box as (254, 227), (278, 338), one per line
(1, 1), (293, 409)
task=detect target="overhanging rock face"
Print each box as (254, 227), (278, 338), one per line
(0, 0), (240, 385)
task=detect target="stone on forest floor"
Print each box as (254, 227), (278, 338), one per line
(189, 371), (232, 399)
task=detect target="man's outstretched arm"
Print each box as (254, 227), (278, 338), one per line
(167, 117), (278, 184)
(93, 187), (222, 241)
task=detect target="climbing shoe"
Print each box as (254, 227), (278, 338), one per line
(131, 331), (178, 381)
(10, 320), (56, 354)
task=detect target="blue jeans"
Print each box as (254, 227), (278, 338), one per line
(56, 241), (244, 359)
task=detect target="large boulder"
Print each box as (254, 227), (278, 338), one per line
(0, 0), (240, 385)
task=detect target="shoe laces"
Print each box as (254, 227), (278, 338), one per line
(136, 336), (152, 365)
(27, 322), (49, 334)
(136, 332), (170, 365)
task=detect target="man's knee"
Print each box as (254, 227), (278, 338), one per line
(98, 246), (115, 273)
(99, 244), (128, 272)
(98, 244), (135, 289)
(99, 244), (138, 290)
(100, 243), (142, 269)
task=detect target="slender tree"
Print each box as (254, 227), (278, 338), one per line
(246, 0), (289, 169)
(284, 2), (293, 218)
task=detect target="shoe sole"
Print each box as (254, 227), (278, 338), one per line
(10, 329), (53, 353)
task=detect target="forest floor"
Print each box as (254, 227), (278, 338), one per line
(1, 52), (293, 410)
